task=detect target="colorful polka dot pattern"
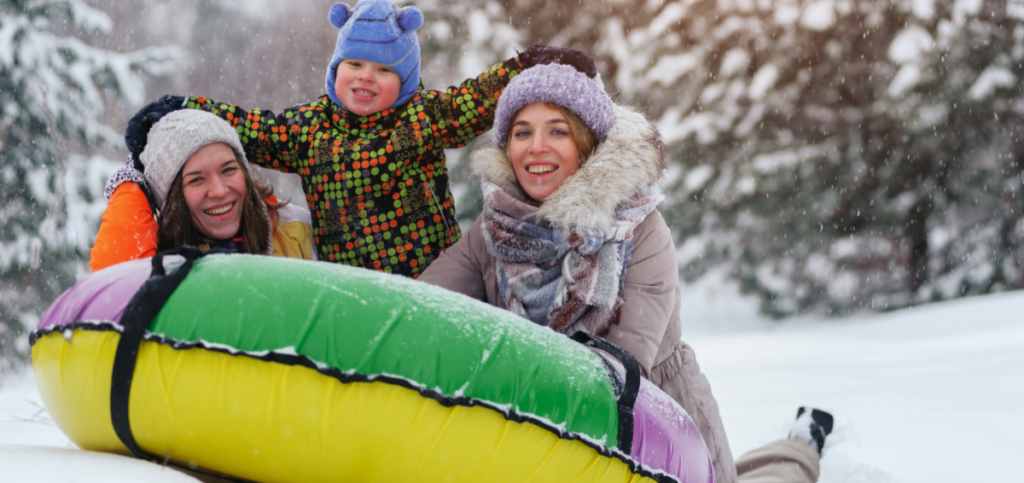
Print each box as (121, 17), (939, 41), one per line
(188, 59), (520, 278)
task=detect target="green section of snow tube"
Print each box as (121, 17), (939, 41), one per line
(147, 255), (620, 446)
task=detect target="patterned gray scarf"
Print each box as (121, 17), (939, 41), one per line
(481, 179), (663, 336)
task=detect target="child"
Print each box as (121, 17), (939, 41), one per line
(134, 0), (589, 278)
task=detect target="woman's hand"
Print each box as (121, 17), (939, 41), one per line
(518, 44), (598, 79)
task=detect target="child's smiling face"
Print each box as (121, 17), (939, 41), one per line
(335, 58), (401, 116)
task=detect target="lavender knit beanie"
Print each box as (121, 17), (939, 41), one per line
(494, 63), (615, 151)
(139, 109), (252, 210)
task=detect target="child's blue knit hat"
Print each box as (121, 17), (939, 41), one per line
(325, 0), (423, 111)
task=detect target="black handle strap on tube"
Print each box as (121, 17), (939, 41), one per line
(570, 331), (640, 455)
(110, 246), (208, 460)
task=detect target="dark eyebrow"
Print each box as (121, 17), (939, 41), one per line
(183, 158), (237, 178)
(512, 118), (569, 128)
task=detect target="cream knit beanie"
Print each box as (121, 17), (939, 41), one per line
(139, 109), (253, 210)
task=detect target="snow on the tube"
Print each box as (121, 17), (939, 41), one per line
(30, 247), (712, 483)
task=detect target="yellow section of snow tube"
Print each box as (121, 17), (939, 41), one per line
(33, 330), (654, 482)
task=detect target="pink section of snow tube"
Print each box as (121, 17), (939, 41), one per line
(631, 376), (715, 482)
(37, 258), (152, 331)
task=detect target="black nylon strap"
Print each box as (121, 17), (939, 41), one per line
(110, 246), (207, 460)
(570, 331), (640, 455)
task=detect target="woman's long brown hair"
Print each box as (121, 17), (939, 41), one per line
(157, 153), (283, 254)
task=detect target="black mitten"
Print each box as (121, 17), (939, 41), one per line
(125, 94), (186, 171)
(789, 407), (834, 455)
(518, 44), (598, 79)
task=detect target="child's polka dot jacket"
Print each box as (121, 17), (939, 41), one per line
(189, 58), (522, 278)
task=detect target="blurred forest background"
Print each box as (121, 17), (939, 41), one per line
(2, 0), (1023, 372)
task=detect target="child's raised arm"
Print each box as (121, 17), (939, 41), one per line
(424, 45), (601, 150)
(183, 97), (311, 175)
(422, 57), (522, 150)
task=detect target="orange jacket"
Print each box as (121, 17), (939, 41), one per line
(89, 182), (158, 272)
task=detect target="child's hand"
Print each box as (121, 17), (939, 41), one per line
(518, 44), (598, 79)
(125, 94), (186, 168)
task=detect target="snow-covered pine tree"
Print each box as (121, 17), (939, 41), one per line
(0, 0), (176, 373)
(909, 0), (1024, 303)
(580, 0), (1024, 316)
(626, 0), (928, 316)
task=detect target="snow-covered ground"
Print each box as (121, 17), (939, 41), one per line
(682, 288), (1024, 483)
(1, 288), (1021, 482)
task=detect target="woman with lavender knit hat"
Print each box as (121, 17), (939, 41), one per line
(419, 61), (835, 483)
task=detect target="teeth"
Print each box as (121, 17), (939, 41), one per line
(527, 165), (556, 174)
(205, 203), (233, 216)
(353, 89), (376, 97)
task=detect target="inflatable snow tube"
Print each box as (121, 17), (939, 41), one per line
(31, 247), (713, 483)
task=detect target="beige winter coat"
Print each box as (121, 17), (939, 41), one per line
(419, 105), (739, 483)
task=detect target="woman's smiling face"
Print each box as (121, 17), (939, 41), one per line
(508, 103), (580, 202)
(181, 143), (246, 240)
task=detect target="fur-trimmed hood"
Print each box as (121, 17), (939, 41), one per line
(470, 105), (666, 233)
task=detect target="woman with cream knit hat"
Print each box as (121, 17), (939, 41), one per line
(90, 109), (315, 271)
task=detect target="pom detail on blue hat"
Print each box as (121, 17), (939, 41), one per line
(328, 3), (350, 28)
(396, 7), (423, 32)
(325, 0), (423, 113)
